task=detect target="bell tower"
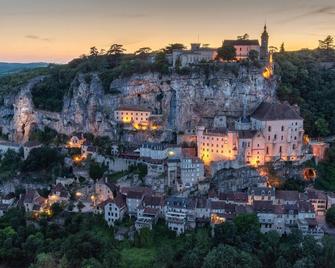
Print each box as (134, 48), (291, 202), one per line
(260, 24), (269, 61)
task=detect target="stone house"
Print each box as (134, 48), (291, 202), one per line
(104, 195), (127, 226)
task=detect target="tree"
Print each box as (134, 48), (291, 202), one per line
(163, 43), (186, 54)
(326, 207), (335, 227)
(280, 43), (285, 53)
(89, 47), (99, 57)
(154, 52), (169, 74)
(237, 33), (249, 40)
(32, 253), (57, 268)
(319, 35), (334, 50)
(21, 147), (64, 174)
(248, 49), (259, 63)
(107, 44), (126, 55)
(135, 47), (152, 57)
(315, 117), (330, 137)
(217, 45), (236, 61)
(89, 161), (105, 181)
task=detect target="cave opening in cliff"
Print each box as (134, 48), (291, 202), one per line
(21, 123), (26, 138)
(303, 168), (317, 181)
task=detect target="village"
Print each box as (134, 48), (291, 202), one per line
(0, 25), (333, 242)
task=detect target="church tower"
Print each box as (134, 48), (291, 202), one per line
(260, 24), (269, 61)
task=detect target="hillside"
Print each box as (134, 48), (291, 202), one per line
(0, 49), (334, 141)
(0, 62), (48, 76)
(275, 49), (335, 137)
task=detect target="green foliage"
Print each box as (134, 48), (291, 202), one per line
(163, 43), (186, 54)
(280, 178), (306, 192)
(128, 163), (148, 180)
(0, 68), (48, 100)
(315, 145), (335, 191)
(1, 209), (335, 268)
(275, 49), (335, 137)
(89, 161), (106, 181)
(248, 49), (259, 63)
(217, 45), (237, 61)
(0, 149), (22, 180)
(21, 147), (64, 174)
(29, 127), (68, 145)
(31, 65), (76, 112)
(326, 206), (335, 227)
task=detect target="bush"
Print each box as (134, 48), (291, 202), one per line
(21, 147), (64, 173)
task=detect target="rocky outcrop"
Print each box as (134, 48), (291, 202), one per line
(0, 65), (276, 143)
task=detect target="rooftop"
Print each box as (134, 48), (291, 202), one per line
(116, 105), (151, 112)
(223, 39), (260, 46)
(251, 102), (303, 121)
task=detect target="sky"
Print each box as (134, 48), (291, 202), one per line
(0, 0), (334, 63)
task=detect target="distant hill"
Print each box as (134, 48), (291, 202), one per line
(0, 62), (49, 76)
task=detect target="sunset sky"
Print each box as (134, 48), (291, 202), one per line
(0, 0), (334, 63)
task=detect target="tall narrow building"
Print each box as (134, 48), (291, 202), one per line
(260, 25), (269, 61)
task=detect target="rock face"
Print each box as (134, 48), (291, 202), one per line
(0, 65), (276, 143)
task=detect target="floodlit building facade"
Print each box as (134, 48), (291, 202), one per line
(114, 105), (151, 128)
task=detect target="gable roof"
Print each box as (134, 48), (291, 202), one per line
(223, 39), (260, 47)
(252, 102), (303, 121)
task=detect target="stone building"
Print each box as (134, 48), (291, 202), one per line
(196, 127), (239, 165)
(172, 43), (217, 68)
(222, 39), (260, 60)
(180, 157), (205, 188)
(250, 102), (304, 163)
(197, 101), (305, 168)
(114, 105), (151, 129)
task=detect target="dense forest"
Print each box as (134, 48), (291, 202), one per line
(275, 49), (335, 137)
(1, 209), (335, 268)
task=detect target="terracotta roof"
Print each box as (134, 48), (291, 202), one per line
(307, 190), (327, 200)
(143, 195), (164, 207)
(253, 201), (275, 213)
(275, 190), (301, 201)
(23, 189), (37, 203)
(219, 192), (248, 203)
(210, 200), (226, 210)
(127, 191), (144, 200)
(248, 187), (275, 196)
(143, 207), (159, 215)
(223, 39), (260, 46)
(252, 102), (302, 121)
(297, 201), (314, 213)
(120, 187), (152, 196)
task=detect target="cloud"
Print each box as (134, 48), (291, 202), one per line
(25, 35), (51, 42)
(275, 6), (335, 24)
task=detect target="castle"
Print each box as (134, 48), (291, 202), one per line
(172, 25), (269, 67)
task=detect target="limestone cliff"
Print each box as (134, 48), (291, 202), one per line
(0, 65), (276, 143)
